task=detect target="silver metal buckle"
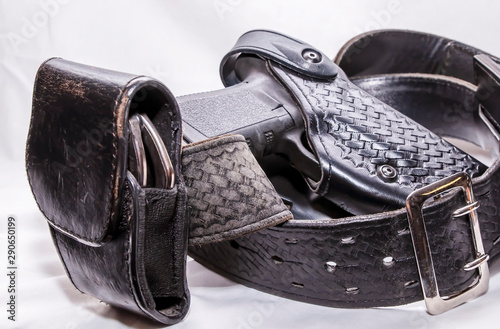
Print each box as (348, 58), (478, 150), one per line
(405, 172), (489, 315)
(128, 113), (175, 189)
(474, 53), (500, 84)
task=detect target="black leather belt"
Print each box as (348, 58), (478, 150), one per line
(25, 30), (500, 324)
(187, 29), (500, 315)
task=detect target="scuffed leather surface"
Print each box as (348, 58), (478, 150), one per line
(54, 178), (189, 323)
(182, 134), (292, 245)
(27, 58), (294, 324)
(27, 58), (134, 244)
(26, 59), (190, 324)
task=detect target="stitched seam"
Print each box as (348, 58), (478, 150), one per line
(189, 210), (292, 240)
(122, 217), (140, 309)
(182, 136), (245, 157)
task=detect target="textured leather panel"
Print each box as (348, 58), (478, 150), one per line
(188, 29), (500, 310)
(189, 164), (500, 307)
(272, 65), (484, 214)
(182, 134), (292, 245)
(143, 187), (185, 300)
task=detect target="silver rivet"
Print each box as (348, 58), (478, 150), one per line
(377, 164), (398, 182)
(346, 287), (359, 295)
(383, 256), (395, 267)
(404, 280), (419, 289)
(341, 236), (355, 244)
(302, 49), (322, 63)
(325, 261), (337, 273)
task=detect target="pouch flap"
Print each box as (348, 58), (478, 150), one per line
(27, 58), (136, 245)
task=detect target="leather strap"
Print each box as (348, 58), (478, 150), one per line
(335, 29), (500, 154)
(183, 134), (291, 245)
(187, 30), (500, 310)
(220, 29), (338, 86)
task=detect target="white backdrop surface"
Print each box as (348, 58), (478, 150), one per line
(1, 1), (500, 328)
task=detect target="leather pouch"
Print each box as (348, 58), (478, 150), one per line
(26, 58), (189, 324)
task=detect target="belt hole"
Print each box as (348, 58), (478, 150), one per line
(494, 236), (500, 246)
(285, 238), (298, 244)
(229, 240), (240, 249)
(271, 255), (284, 265)
(383, 256), (395, 267)
(341, 236), (355, 244)
(346, 287), (359, 295)
(404, 280), (419, 289)
(324, 261), (337, 273)
(291, 282), (304, 288)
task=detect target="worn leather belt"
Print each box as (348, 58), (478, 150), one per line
(25, 30), (500, 324)
(188, 30), (500, 314)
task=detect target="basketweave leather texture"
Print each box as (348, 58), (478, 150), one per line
(272, 65), (485, 213)
(288, 73), (481, 186)
(189, 163), (500, 308)
(188, 29), (500, 311)
(182, 135), (292, 245)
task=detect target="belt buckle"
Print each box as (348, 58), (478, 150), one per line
(405, 172), (490, 315)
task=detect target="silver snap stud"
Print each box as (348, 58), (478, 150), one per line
(325, 261), (337, 273)
(302, 49), (322, 63)
(377, 164), (398, 182)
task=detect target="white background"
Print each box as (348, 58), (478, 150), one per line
(1, 1), (500, 328)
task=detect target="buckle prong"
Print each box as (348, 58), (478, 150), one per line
(452, 201), (480, 218)
(406, 172), (489, 315)
(463, 254), (490, 272)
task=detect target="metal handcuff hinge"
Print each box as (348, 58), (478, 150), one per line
(128, 113), (175, 189)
